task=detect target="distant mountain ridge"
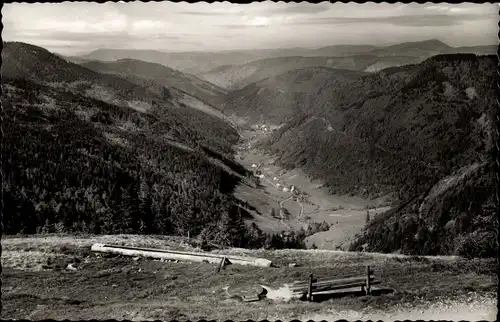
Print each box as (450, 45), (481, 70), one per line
(200, 54), (422, 89)
(80, 58), (227, 107)
(77, 48), (263, 75)
(72, 39), (496, 84)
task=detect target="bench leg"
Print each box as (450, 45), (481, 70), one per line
(307, 274), (313, 302)
(364, 282), (371, 296)
(365, 266), (372, 296)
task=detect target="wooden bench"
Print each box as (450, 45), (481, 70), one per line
(290, 266), (381, 301)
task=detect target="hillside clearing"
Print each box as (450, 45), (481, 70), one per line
(2, 235), (496, 320)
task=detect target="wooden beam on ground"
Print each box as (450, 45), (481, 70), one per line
(91, 243), (272, 267)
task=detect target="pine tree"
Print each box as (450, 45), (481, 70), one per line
(139, 193), (154, 234)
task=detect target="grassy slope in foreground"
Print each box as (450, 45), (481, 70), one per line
(2, 235), (497, 320)
(259, 54), (497, 257)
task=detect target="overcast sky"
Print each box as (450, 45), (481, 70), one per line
(3, 2), (498, 55)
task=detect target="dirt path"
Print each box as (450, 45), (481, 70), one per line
(298, 295), (497, 321)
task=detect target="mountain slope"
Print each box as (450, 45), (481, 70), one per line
(222, 67), (367, 124)
(56, 54), (96, 64)
(80, 59), (227, 107)
(350, 161), (496, 258)
(311, 44), (378, 56)
(452, 45), (498, 55)
(366, 40), (497, 58)
(199, 55), (411, 90)
(362, 56), (425, 72)
(369, 39), (452, 57)
(72, 40), (495, 90)
(80, 48), (262, 75)
(198, 40), (495, 90)
(2, 41), (171, 109)
(1, 42), (271, 247)
(256, 54), (496, 257)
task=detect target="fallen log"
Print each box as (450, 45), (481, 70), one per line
(90, 243), (272, 268)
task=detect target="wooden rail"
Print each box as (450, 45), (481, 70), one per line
(292, 266), (379, 301)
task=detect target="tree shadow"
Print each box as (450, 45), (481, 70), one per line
(302, 288), (395, 302)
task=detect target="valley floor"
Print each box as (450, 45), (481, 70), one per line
(232, 123), (391, 249)
(2, 235), (497, 320)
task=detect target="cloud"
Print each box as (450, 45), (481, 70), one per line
(291, 13), (494, 27)
(179, 10), (243, 16)
(265, 3), (332, 15)
(178, 3), (331, 19)
(222, 24), (269, 30)
(2, 2), (497, 54)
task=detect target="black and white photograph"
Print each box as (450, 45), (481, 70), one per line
(1, 1), (498, 320)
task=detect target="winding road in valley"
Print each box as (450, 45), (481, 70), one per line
(231, 120), (392, 250)
(182, 98), (392, 249)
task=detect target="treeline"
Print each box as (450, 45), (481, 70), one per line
(242, 220), (332, 250)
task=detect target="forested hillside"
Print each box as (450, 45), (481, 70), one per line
(350, 161), (496, 258)
(2, 77), (239, 240)
(2, 42), (164, 105)
(200, 55), (423, 90)
(2, 42), (310, 249)
(222, 67), (366, 124)
(80, 59), (227, 107)
(2, 74), (244, 242)
(257, 54), (497, 257)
